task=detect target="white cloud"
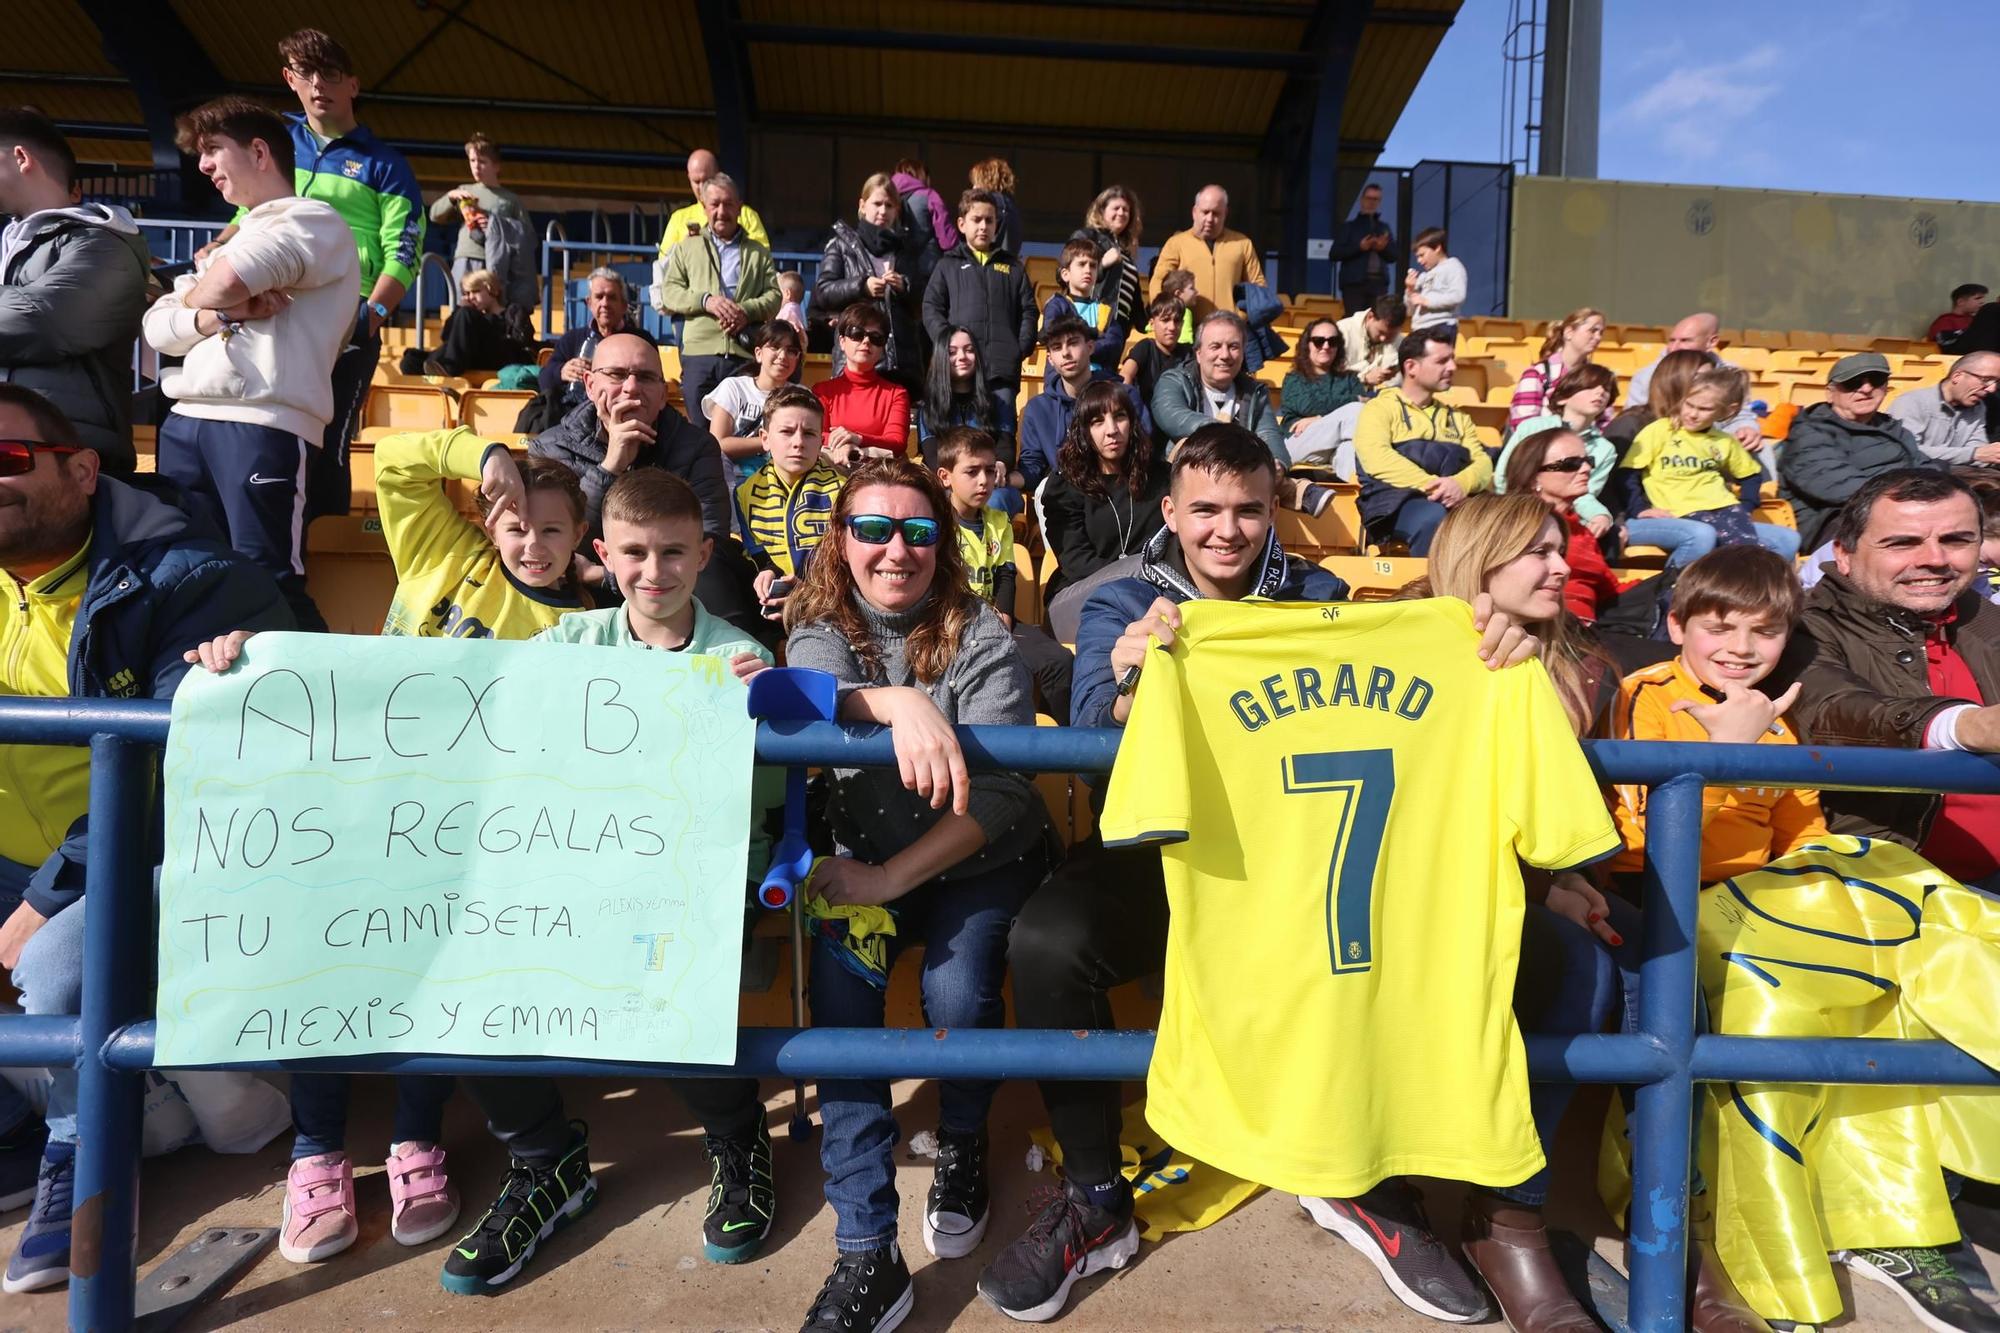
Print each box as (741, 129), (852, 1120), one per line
(1613, 43), (1787, 165)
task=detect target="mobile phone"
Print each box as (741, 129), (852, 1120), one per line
(761, 578), (793, 618)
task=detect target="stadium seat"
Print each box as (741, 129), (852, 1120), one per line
(303, 515), (395, 634)
(1013, 543), (1041, 626)
(456, 389), (534, 437)
(360, 384), (453, 433)
(1319, 554), (1425, 601)
(1274, 484), (1363, 558)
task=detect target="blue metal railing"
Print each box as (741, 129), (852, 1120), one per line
(5, 694), (2000, 1330)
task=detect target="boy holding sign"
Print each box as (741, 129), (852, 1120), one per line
(445, 469), (781, 1294)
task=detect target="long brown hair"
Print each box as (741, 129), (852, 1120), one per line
(1412, 493), (1608, 735)
(1645, 349), (1712, 420)
(783, 457), (984, 685)
(1291, 318), (1343, 380)
(1535, 306), (1604, 363)
(1056, 381), (1154, 500)
(1083, 184), (1143, 251)
(1501, 425), (1582, 500)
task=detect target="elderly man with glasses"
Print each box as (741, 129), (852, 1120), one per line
(527, 333), (766, 639)
(1781, 351), (1933, 551)
(653, 172), (781, 426)
(1888, 351), (2000, 468)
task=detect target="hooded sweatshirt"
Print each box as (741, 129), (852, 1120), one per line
(0, 203), (150, 471)
(143, 195), (360, 442)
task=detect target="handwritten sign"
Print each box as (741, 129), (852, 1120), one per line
(154, 632), (755, 1066)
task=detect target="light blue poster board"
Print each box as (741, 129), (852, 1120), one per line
(153, 632), (755, 1066)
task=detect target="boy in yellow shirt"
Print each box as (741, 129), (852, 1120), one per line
(375, 427), (588, 638)
(735, 383), (842, 623)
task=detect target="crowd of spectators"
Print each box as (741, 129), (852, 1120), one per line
(8, 23), (2000, 1333)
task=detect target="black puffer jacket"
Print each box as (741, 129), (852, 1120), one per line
(527, 399), (729, 542)
(1778, 404), (1930, 548)
(923, 242), (1037, 384)
(815, 219), (931, 381)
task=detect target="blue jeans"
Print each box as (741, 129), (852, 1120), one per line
(1490, 897), (1642, 1206)
(1749, 522), (1802, 562)
(290, 1072), (454, 1160)
(810, 845), (1046, 1252)
(1383, 494), (1450, 555)
(10, 889), (91, 1147)
(1622, 517), (1717, 570)
(0, 859), (34, 1137)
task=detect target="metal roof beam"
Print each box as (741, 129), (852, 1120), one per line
(1269, 0), (1375, 294)
(72, 0), (227, 208)
(734, 24), (1313, 72)
(695, 0), (753, 179)
(0, 74), (714, 120)
(52, 121), (683, 172)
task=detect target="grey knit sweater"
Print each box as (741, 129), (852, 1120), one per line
(786, 593), (1049, 879)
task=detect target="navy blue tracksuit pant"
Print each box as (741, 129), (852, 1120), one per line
(156, 414), (328, 631)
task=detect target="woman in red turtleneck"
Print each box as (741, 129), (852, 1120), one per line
(815, 301), (911, 467)
(1503, 424), (1631, 624)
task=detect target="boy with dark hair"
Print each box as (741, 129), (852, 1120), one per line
(0, 107), (150, 472)
(1931, 283), (1989, 351)
(143, 95), (360, 632)
(199, 26), (426, 521)
(923, 187), (1037, 429)
(1019, 315), (1153, 497)
(1041, 238), (1127, 379)
(736, 383), (842, 622)
(1119, 293), (1191, 405)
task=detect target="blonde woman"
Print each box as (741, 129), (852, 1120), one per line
(1074, 184), (1146, 331)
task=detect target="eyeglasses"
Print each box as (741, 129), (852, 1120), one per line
(1956, 371), (2000, 390)
(1306, 336), (1340, 350)
(1833, 374), (1889, 392)
(589, 367), (667, 388)
(845, 514), (941, 547)
(285, 64), (348, 87)
(840, 327), (888, 347)
(1537, 455), (1590, 474)
(0, 439), (83, 477)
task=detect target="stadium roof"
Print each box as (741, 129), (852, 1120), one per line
(2, 0), (1461, 206)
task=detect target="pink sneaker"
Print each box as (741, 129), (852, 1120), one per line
(386, 1141), (460, 1247)
(280, 1153), (357, 1263)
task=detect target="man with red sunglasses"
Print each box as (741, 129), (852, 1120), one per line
(0, 384), (290, 1292)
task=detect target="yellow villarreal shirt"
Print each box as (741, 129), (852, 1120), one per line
(1, 537), (92, 868)
(1625, 419), (1761, 517)
(376, 429), (584, 639)
(955, 507), (1013, 604)
(1102, 598), (1621, 1197)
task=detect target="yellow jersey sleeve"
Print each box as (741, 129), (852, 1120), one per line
(1721, 431), (1763, 481)
(1099, 642), (1192, 846)
(375, 428), (495, 584)
(1501, 660), (1622, 871)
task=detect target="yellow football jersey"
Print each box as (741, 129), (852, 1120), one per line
(1101, 598), (1621, 1198)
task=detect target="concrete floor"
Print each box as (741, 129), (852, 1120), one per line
(0, 1072), (1959, 1332)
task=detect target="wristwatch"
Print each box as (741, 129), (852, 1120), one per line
(1115, 664), (1144, 696)
(366, 299), (390, 323)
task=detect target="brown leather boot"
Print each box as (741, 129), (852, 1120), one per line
(1462, 1192), (1600, 1332)
(1689, 1239), (1773, 1333)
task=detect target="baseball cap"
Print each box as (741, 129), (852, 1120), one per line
(1828, 352), (1890, 385)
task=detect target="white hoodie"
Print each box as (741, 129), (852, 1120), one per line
(143, 195), (360, 442)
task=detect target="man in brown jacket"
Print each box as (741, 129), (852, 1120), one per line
(1793, 467), (2000, 891)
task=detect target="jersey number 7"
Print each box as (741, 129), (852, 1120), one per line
(1282, 749), (1396, 974)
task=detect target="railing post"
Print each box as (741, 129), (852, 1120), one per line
(1626, 771), (1702, 1332)
(68, 735), (152, 1332)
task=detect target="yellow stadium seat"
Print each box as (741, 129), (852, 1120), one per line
(1274, 484), (1363, 558)
(1464, 403), (1509, 434)
(1319, 554), (1425, 601)
(303, 516), (396, 635)
(1788, 382), (1831, 409)
(1013, 543), (1041, 627)
(456, 389), (534, 437)
(360, 384), (453, 433)
(1751, 498), (1798, 531)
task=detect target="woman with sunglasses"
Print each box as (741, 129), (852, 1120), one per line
(814, 302), (912, 470)
(815, 172), (932, 390)
(1499, 363), (1621, 543)
(1503, 426), (1633, 625)
(784, 458), (1055, 1333)
(701, 321), (805, 492)
(1279, 318), (1365, 467)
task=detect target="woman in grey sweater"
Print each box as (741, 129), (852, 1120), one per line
(784, 458), (1053, 1333)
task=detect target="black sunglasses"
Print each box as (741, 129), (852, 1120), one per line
(1537, 455), (1590, 474)
(1834, 374), (1889, 391)
(1306, 335), (1340, 349)
(846, 514), (940, 546)
(841, 327), (889, 347)
(0, 439), (84, 477)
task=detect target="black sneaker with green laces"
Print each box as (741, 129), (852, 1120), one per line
(1842, 1245), (2000, 1333)
(440, 1122), (597, 1296)
(701, 1115), (775, 1263)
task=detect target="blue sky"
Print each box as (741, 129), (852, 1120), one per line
(1380, 0), (1998, 202)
